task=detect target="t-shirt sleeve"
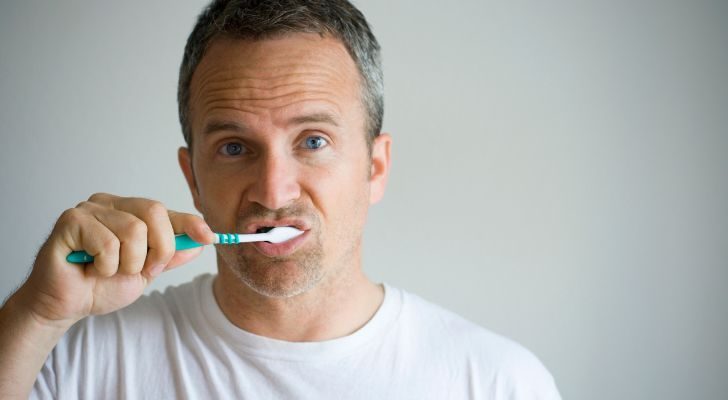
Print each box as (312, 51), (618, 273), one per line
(503, 367), (561, 400)
(495, 344), (562, 400)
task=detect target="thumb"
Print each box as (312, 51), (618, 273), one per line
(163, 246), (205, 271)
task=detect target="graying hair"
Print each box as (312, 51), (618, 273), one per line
(178, 0), (383, 148)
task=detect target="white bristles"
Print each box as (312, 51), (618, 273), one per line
(213, 227), (304, 245)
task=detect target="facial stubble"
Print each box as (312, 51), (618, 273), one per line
(220, 234), (326, 299)
(212, 202), (329, 298)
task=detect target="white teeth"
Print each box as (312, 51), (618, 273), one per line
(255, 225), (299, 233)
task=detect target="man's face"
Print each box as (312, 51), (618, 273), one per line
(179, 34), (390, 298)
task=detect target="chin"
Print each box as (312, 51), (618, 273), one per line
(221, 247), (326, 299)
(244, 261), (325, 298)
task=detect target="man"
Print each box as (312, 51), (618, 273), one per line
(0, 0), (560, 398)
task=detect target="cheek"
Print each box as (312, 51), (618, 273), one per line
(195, 168), (249, 229)
(318, 184), (369, 262)
(311, 160), (370, 232)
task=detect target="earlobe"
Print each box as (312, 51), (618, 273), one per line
(369, 133), (392, 204)
(178, 147), (203, 213)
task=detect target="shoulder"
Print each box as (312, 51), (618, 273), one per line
(390, 285), (561, 399)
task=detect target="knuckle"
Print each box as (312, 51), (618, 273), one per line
(154, 228), (174, 247)
(144, 201), (168, 220)
(87, 192), (108, 203)
(74, 200), (93, 210)
(100, 236), (120, 255)
(149, 234), (175, 264)
(58, 208), (83, 226)
(120, 218), (148, 240)
(174, 213), (195, 228)
(157, 242), (176, 262)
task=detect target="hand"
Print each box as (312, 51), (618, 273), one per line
(15, 193), (215, 328)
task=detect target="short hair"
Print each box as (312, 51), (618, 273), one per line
(178, 0), (384, 149)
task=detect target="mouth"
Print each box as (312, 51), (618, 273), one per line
(243, 219), (311, 257)
(245, 219), (310, 235)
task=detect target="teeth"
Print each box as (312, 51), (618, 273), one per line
(254, 225), (301, 234)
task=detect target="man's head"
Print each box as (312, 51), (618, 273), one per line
(177, 0), (391, 299)
(177, 0), (384, 150)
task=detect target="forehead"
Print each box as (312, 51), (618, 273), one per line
(188, 33), (364, 138)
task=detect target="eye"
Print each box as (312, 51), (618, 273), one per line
(219, 142), (245, 156)
(302, 135), (328, 150)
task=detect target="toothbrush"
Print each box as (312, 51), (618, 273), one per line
(66, 226), (304, 264)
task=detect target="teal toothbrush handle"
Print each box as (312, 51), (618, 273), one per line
(66, 234), (204, 264)
(174, 234), (204, 251)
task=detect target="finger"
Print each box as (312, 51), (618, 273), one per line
(85, 192), (116, 207)
(81, 202), (148, 276)
(123, 200), (175, 276)
(168, 211), (216, 244)
(142, 205), (175, 278)
(100, 198), (176, 278)
(160, 211), (215, 273)
(56, 208), (120, 278)
(88, 196), (214, 276)
(165, 247), (204, 271)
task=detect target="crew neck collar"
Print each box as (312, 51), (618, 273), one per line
(195, 274), (402, 362)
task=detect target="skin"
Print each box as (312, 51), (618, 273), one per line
(179, 33), (392, 340)
(0, 195), (216, 399)
(0, 32), (391, 398)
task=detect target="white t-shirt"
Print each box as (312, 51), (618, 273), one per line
(31, 274), (560, 399)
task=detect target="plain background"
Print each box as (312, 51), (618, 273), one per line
(1, 1), (726, 399)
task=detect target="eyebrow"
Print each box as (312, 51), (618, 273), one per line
(202, 121), (248, 136)
(202, 112), (340, 136)
(287, 112), (340, 127)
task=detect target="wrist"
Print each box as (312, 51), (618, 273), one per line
(0, 288), (75, 400)
(5, 286), (79, 336)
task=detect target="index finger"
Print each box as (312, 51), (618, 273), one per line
(166, 210), (216, 271)
(168, 210), (215, 241)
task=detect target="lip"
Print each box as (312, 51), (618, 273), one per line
(243, 219), (310, 234)
(240, 218), (311, 257)
(251, 228), (310, 257)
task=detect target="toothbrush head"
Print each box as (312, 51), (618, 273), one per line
(265, 226), (305, 243)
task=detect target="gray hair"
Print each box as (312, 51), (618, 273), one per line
(178, 0), (384, 148)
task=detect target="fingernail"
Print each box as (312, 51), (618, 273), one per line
(150, 264), (165, 277)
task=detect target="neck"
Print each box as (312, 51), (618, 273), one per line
(212, 253), (383, 342)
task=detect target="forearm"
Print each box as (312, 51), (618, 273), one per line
(0, 289), (74, 399)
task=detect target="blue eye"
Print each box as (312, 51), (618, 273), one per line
(303, 136), (328, 150)
(220, 142), (244, 156)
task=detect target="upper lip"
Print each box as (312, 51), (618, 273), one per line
(242, 219), (310, 234)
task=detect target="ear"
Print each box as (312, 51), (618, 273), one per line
(178, 147), (203, 213)
(369, 133), (392, 204)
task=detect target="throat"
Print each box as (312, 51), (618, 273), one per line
(212, 265), (384, 342)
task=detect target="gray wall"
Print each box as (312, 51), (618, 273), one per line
(1, 1), (726, 399)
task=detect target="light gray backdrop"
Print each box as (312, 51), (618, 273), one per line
(1, 1), (726, 399)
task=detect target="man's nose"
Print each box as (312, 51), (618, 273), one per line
(245, 153), (301, 210)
